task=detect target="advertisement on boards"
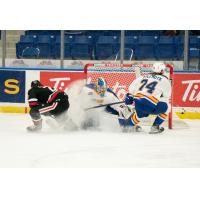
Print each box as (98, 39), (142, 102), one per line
(40, 71), (86, 91)
(40, 70), (200, 107)
(0, 70), (25, 103)
(173, 73), (200, 107)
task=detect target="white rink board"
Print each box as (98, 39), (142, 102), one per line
(0, 113), (200, 168)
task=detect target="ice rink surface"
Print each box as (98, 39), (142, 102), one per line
(0, 113), (200, 168)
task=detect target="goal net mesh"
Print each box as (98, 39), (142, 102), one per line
(84, 63), (176, 129)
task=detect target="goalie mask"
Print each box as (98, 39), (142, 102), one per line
(96, 77), (107, 97)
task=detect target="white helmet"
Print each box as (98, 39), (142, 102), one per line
(152, 62), (166, 73)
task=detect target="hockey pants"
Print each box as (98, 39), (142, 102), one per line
(119, 98), (168, 127)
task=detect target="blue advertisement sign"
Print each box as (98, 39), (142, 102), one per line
(0, 70), (25, 103)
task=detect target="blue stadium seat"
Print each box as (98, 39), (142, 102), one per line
(36, 35), (52, 58)
(48, 30), (60, 35)
(85, 30), (105, 37)
(175, 35), (200, 59)
(125, 36), (138, 49)
(106, 30), (121, 36)
(142, 30), (161, 36)
(190, 36), (199, 47)
(64, 35), (74, 58)
(175, 36), (184, 59)
(25, 30), (40, 35)
(95, 36), (120, 60)
(124, 36), (138, 58)
(16, 35), (38, 58)
(54, 35), (74, 59)
(189, 36), (200, 58)
(134, 36), (158, 59)
(115, 48), (135, 61)
(54, 36), (61, 58)
(20, 35), (38, 43)
(155, 36), (177, 59)
(21, 47), (40, 58)
(71, 36), (94, 59)
(65, 30), (86, 35)
(189, 48), (200, 58)
(25, 30), (60, 36)
(125, 30), (143, 36)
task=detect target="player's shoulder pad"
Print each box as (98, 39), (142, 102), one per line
(28, 87), (36, 94)
(107, 88), (118, 99)
(86, 83), (96, 90)
(28, 88), (32, 95)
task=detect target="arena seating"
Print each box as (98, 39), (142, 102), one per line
(24, 30), (60, 36)
(71, 35), (94, 59)
(54, 35), (74, 59)
(16, 31), (200, 60)
(189, 36), (200, 58)
(36, 35), (55, 58)
(176, 36), (184, 59)
(16, 35), (38, 58)
(155, 36), (177, 59)
(95, 36), (120, 60)
(134, 36), (158, 59)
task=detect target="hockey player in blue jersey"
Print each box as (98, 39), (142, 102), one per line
(120, 62), (172, 134)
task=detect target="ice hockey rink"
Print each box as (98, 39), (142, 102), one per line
(0, 113), (200, 168)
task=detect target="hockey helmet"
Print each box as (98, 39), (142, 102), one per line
(31, 80), (42, 88)
(96, 77), (107, 97)
(152, 62), (166, 73)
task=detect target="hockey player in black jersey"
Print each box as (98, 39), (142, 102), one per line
(27, 80), (69, 132)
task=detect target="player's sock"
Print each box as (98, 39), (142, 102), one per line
(153, 113), (167, 126)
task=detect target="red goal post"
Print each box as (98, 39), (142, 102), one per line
(84, 63), (174, 129)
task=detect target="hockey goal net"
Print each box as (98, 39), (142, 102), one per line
(84, 63), (173, 129)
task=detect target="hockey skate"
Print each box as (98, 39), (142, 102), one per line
(135, 125), (143, 132)
(122, 125), (143, 133)
(27, 119), (42, 132)
(149, 125), (164, 134)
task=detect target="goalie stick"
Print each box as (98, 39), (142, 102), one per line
(85, 101), (125, 111)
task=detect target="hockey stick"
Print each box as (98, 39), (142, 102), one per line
(85, 101), (125, 111)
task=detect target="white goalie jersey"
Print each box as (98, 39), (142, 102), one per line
(82, 83), (119, 107)
(82, 83), (134, 119)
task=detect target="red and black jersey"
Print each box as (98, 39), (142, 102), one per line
(28, 86), (62, 108)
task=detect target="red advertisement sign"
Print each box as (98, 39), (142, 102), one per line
(40, 71), (86, 91)
(173, 73), (200, 107)
(40, 70), (200, 108)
